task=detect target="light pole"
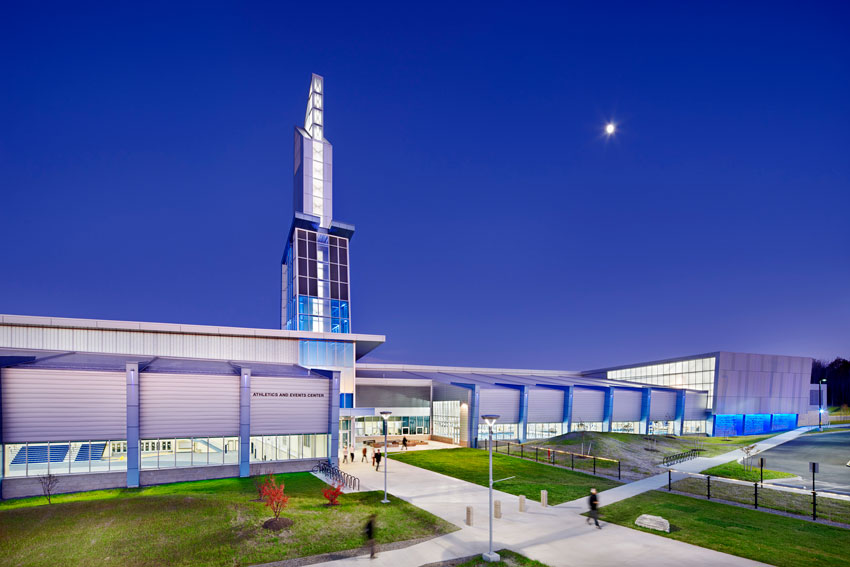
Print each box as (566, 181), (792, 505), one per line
(380, 411), (392, 504)
(819, 379), (826, 431)
(482, 414), (500, 563)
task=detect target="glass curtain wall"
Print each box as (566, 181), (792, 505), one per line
(354, 416), (430, 437)
(608, 357), (716, 408)
(4, 440), (128, 477)
(526, 423), (565, 439)
(477, 423), (519, 440)
(249, 434), (329, 463)
(140, 437), (239, 470)
(432, 401), (461, 444)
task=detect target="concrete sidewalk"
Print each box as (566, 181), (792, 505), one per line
(295, 450), (766, 567)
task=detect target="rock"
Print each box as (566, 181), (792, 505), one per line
(635, 514), (670, 533)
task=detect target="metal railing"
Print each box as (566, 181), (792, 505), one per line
(665, 468), (850, 524)
(481, 440), (621, 480)
(312, 461), (360, 491)
(662, 448), (703, 466)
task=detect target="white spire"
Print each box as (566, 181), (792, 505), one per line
(304, 74), (324, 140)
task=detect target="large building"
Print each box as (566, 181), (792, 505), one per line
(0, 75), (815, 499)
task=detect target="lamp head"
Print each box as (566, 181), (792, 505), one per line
(482, 414), (500, 427)
(380, 411), (392, 420)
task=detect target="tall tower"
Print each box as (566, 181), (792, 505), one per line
(281, 74), (354, 333)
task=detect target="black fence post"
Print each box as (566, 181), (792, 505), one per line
(593, 456), (597, 475)
(521, 444), (524, 459)
(571, 453), (574, 470)
(707, 475), (711, 500)
(754, 483), (758, 509)
(618, 460), (621, 480)
(535, 447), (538, 462)
(668, 470), (672, 491)
(812, 491), (817, 521)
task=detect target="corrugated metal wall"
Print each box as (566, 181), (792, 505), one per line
(250, 376), (330, 435)
(649, 389), (677, 420)
(1, 368), (126, 442)
(571, 388), (605, 423)
(355, 385), (430, 408)
(0, 325), (300, 364)
(432, 382), (470, 403)
(611, 389), (642, 421)
(140, 373), (239, 438)
(479, 388), (520, 423)
(685, 391), (709, 420)
(528, 388), (563, 423)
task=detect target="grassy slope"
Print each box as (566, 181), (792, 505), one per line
(0, 473), (456, 567)
(600, 491), (850, 567)
(390, 448), (619, 505)
(701, 460), (795, 482)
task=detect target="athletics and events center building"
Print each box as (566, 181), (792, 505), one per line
(0, 75), (820, 499)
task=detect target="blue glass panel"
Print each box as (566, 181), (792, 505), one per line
(714, 414), (744, 436)
(744, 414), (771, 435)
(340, 301), (349, 319)
(771, 414), (797, 431)
(341, 319), (350, 333)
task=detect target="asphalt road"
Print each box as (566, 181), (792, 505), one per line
(759, 429), (850, 494)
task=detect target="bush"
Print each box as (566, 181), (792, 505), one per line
(261, 476), (289, 520)
(322, 484), (344, 506)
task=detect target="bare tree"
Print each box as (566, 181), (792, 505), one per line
(741, 444), (757, 472)
(39, 474), (59, 504)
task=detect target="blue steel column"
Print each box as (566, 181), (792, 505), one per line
(602, 387), (614, 433)
(126, 363), (140, 488)
(0, 368), (4, 498)
(674, 390), (686, 436)
(328, 371), (340, 466)
(639, 389), (651, 435)
(239, 369), (251, 478)
(517, 386), (529, 443)
(563, 386), (574, 434)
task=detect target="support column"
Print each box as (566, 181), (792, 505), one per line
(329, 371), (340, 466)
(454, 383), (481, 448)
(602, 387), (614, 433)
(639, 389), (652, 435)
(239, 369), (251, 478)
(0, 368), (4, 498)
(126, 363), (140, 488)
(563, 386), (573, 434)
(518, 386), (529, 443)
(674, 390), (686, 436)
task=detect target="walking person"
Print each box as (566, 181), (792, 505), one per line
(362, 445), (368, 462)
(375, 448), (382, 471)
(587, 488), (601, 529)
(402, 436), (408, 451)
(371, 447), (376, 467)
(349, 445), (355, 464)
(342, 446), (348, 464)
(364, 513), (377, 559)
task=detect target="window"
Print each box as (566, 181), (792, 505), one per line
(249, 434), (328, 462)
(4, 440), (129, 477)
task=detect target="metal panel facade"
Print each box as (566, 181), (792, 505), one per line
(684, 391), (709, 420)
(140, 373), (239, 438)
(611, 389), (642, 421)
(571, 388), (605, 423)
(649, 389), (677, 420)
(527, 388), (564, 423)
(355, 385), (430, 408)
(250, 376), (330, 435)
(714, 352), (811, 415)
(2, 369), (126, 442)
(479, 388), (520, 423)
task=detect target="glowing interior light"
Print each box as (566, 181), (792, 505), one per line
(605, 123), (616, 135)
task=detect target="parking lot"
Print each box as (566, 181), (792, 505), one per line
(759, 429), (850, 494)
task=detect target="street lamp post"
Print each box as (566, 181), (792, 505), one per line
(482, 414), (500, 563)
(819, 379), (826, 431)
(380, 411), (392, 504)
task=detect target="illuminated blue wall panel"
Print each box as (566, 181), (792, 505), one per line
(713, 414), (744, 436)
(771, 414), (797, 431)
(744, 414), (771, 435)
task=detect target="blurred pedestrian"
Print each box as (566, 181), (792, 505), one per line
(364, 513), (377, 558)
(587, 488), (601, 529)
(375, 448), (382, 471)
(371, 447), (376, 466)
(349, 445), (355, 464)
(362, 445), (368, 462)
(402, 436), (408, 450)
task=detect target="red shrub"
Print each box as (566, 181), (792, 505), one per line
(322, 483), (344, 506)
(261, 476), (289, 520)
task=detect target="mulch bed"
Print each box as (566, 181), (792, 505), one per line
(263, 517), (294, 531)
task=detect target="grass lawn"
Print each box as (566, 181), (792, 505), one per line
(450, 549), (549, 567)
(600, 491), (850, 567)
(701, 460), (796, 482)
(390, 448), (619, 505)
(0, 472), (456, 567)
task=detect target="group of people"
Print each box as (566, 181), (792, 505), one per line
(340, 436), (410, 471)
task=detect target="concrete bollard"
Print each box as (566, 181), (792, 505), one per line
(466, 505), (473, 526)
(494, 500), (502, 519)
(541, 490), (548, 508)
(519, 495), (526, 512)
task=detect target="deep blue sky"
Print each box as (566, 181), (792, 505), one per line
(1, 2), (848, 370)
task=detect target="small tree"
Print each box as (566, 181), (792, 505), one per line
(261, 476), (289, 520)
(39, 474), (59, 504)
(322, 483), (344, 506)
(252, 469), (271, 500)
(741, 444), (757, 472)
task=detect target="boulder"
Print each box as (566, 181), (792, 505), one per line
(635, 514), (670, 533)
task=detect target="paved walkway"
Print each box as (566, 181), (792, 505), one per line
(303, 453), (771, 566)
